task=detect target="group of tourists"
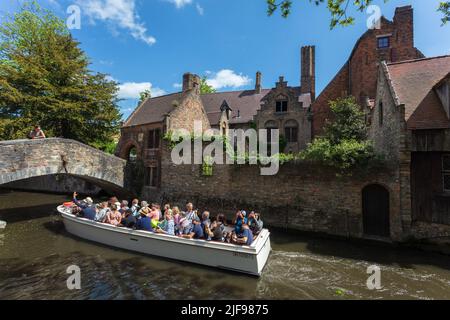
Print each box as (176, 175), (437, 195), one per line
(70, 192), (264, 246)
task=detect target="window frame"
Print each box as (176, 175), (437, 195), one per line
(148, 128), (161, 149)
(285, 127), (299, 143)
(145, 166), (159, 188)
(276, 100), (288, 113)
(377, 36), (390, 49)
(284, 120), (299, 143)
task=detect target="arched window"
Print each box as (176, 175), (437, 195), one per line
(284, 119), (299, 143)
(265, 120), (277, 130)
(127, 146), (138, 162)
(265, 121), (278, 155)
(265, 120), (278, 141)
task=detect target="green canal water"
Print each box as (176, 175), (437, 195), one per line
(0, 190), (449, 300)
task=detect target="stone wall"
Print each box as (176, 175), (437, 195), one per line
(254, 77), (312, 152)
(142, 142), (407, 241)
(168, 90), (211, 133)
(0, 138), (127, 194)
(368, 63), (405, 163)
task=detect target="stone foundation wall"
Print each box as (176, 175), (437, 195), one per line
(142, 143), (407, 241)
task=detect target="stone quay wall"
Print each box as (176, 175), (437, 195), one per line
(142, 143), (405, 241)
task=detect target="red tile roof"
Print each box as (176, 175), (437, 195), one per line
(386, 55), (450, 129)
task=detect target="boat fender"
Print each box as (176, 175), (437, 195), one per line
(0, 220), (6, 229)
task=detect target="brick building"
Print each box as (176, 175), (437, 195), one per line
(117, 46), (316, 190)
(312, 5), (424, 137)
(115, 5), (450, 242)
(369, 55), (450, 239)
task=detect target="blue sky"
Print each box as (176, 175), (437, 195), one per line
(1, 0), (449, 119)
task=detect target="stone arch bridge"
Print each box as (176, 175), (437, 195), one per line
(0, 138), (128, 194)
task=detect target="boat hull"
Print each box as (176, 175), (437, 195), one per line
(58, 206), (271, 276)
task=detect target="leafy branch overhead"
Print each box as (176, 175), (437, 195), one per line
(0, 1), (122, 150)
(267, 0), (450, 28)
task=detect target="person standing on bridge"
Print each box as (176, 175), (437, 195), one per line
(28, 125), (46, 139)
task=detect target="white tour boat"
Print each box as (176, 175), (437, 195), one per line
(57, 206), (271, 276)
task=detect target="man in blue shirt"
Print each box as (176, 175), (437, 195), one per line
(233, 224), (254, 246)
(182, 217), (204, 239)
(120, 209), (137, 229)
(136, 212), (154, 232)
(72, 192), (96, 221)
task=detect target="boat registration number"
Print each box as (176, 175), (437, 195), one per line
(233, 252), (254, 259)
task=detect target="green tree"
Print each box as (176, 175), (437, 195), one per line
(301, 97), (376, 170)
(0, 1), (121, 149)
(267, 0), (450, 28)
(323, 96), (367, 144)
(139, 89), (151, 105)
(200, 76), (216, 94)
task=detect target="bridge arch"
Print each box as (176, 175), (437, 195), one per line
(0, 139), (127, 194)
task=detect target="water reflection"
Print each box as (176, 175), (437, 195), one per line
(0, 190), (449, 300)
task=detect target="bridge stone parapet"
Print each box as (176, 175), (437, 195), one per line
(0, 138), (127, 192)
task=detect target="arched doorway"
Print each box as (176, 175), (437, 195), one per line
(362, 184), (390, 238)
(127, 145), (138, 163)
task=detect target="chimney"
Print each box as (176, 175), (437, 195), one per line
(255, 71), (262, 94)
(301, 45), (316, 101)
(182, 72), (201, 94)
(393, 6), (414, 49)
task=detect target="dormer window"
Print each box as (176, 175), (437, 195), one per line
(377, 36), (390, 49)
(276, 100), (288, 113)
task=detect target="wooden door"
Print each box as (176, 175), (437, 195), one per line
(362, 184), (390, 237)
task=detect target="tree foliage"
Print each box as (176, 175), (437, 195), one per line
(301, 97), (377, 171)
(439, 1), (450, 25)
(139, 89), (151, 105)
(0, 1), (122, 149)
(267, 0), (450, 28)
(200, 76), (216, 94)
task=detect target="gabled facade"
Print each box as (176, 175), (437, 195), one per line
(369, 55), (450, 238)
(312, 5), (424, 137)
(117, 46), (316, 192)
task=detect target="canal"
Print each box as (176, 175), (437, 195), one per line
(0, 190), (449, 300)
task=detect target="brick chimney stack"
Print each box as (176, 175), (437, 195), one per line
(182, 72), (201, 95)
(255, 71), (262, 94)
(393, 6), (414, 49)
(301, 45), (316, 101)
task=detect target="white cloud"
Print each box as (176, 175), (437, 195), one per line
(76, 0), (156, 45)
(118, 82), (166, 99)
(167, 0), (193, 8)
(196, 3), (204, 15)
(206, 70), (252, 90)
(173, 83), (183, 89)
